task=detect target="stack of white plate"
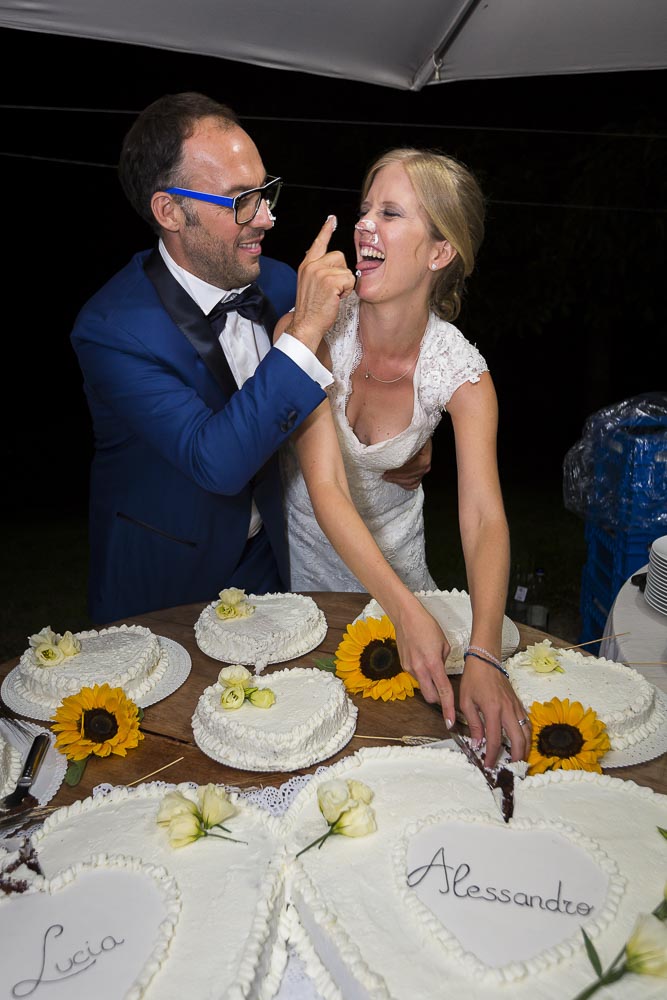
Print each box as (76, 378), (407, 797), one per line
(645, 534), (667, 615)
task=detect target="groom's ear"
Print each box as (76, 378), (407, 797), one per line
(151, 191), (182, 232)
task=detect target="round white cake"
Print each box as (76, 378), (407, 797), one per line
(0, 730), (22, 800)
(15, 624), (168, 714)
(361, 589), (520, 673)
(505, 646), (663, 750)
(194, 592), (328, 670)
(192, 666), (357, 771)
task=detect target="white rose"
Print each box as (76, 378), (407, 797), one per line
(58, 630), (81, 658)
(347, 780), (374, 805)
(34, 642), (65, 667)
(198, 784), (237, 829)
(220, 685), (246, 710)
(333, 803), (377, 839)
(317, 779), (352, 824)
(167, 812), (203, 849)
(218, 664), (253, 688)
(156, 790), (199, 826)
(29, 626), (60, 649)
(625, 913), (667, 978)
(218, 588), (247, 606)
(247, 688), (276, 709)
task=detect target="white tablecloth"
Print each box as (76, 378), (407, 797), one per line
(601, 564), (667, 693)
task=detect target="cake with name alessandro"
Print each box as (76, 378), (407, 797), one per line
(14, 624), (168, 715)
(505, 643), (665, 750)
(192, 667), (357, 771)
(194, 592), (328, 671)
(284, 747), (667, 999)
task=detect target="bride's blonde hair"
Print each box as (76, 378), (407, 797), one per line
(360, 148), (485, 322)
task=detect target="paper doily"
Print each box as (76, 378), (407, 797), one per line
(0, 719), (65, 809)
(0, 636), (191, 721)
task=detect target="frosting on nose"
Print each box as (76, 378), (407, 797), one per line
(355, 218), (377, 234)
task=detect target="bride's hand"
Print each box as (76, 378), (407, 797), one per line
(393, 604), (456, 728)
(459, 658), (531, 766)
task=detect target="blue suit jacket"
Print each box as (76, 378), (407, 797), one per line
(72, 250), (325, 623)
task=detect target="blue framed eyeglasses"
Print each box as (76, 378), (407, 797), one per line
(165, 175), (282, 225)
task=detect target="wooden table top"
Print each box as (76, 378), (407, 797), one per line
(2, 592), (665, 810)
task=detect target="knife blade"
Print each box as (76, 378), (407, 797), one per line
(1, 732), (50, 811)
(447, 730), (515, 823)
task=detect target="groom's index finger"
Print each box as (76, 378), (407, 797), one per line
(302, 215), (338, 264)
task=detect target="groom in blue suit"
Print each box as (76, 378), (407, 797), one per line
(72, 92), (354, 623)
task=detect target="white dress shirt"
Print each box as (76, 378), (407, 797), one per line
(158, 241), (331, 538)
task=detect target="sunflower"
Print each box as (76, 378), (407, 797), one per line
(52, 683), (144, 760)
(334, 616), (419, 701)
(527, 697), (610, 776)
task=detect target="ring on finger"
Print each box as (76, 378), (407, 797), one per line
(517, 717), (530, 727)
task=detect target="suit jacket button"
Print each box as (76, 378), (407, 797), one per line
(280, 410), (297, 433)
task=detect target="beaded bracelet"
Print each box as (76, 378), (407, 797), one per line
(463, 650), (510, 679)
(467, 644), (503, 669)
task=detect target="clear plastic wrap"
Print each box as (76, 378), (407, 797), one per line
(563, 391), (667, 530)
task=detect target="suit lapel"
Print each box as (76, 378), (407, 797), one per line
(144, 248), (238, 398)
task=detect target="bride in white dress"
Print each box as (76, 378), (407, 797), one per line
(280, 148), (529, 764)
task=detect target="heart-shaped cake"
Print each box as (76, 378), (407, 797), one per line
(0, 854), (179, 1000)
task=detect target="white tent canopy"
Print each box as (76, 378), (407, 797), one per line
(1, 0), (666, 91)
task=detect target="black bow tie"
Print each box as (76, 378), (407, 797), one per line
(208, 283), (268, 335)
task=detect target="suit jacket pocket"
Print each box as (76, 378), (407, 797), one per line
(116, 511), (197, 548)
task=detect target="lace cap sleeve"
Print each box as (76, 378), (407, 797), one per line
(419, 318), (489, 411)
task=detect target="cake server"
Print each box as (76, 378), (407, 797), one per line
(1, 732), (50, 812)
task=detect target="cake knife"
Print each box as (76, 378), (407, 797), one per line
(447, 729), (515, 823)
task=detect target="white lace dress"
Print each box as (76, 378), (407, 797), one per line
(281, 294), (488, 592)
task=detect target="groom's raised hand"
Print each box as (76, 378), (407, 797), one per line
(288, 215), (356, 354)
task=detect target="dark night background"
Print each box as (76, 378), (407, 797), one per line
(1, 26), (664, 520)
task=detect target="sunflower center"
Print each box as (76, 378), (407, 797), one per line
(537, 722), (584, 758)
(82, 708), (118, 742)
(359, 638), (402, 680)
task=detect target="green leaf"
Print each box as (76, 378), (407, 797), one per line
(601, 966), (627, 986)
(658, 826), (667, 840)
(581, 928), (602, 978)
(137, 707), (145, 722)
(312, 657), (337, 673)
(65, 755), (90, 787)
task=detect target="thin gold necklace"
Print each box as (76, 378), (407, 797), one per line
(357, 318), (421, 384)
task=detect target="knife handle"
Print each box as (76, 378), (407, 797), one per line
(21, 733), (51, 781)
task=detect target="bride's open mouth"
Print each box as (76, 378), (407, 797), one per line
(356, 244), (385, 274)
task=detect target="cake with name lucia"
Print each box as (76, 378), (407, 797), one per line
(14, 624), (168, 715)
(505, 641), (665, 750)
(194, 590), (327, 671)
(6, 783), (288, 1000)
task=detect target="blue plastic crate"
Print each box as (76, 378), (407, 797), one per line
(593, 424), (667, 528)
(583, 520), (658, 600)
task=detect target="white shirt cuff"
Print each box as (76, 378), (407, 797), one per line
(274, 332), (333, 389)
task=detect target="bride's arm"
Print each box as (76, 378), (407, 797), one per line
(293, 400), (457, 727)
(447, 372), (531, 764)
